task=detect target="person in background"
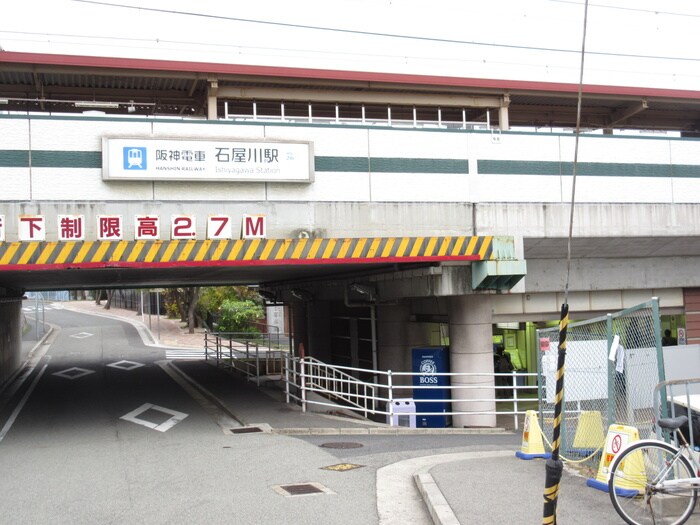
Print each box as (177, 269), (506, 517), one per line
(662, 329), (677, 346)
(494, 345), (514, 398)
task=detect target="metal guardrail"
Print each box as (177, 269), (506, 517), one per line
(204, 331), (289, 386)
(282, 356), (538, 429)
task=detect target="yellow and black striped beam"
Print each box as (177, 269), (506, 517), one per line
(0, 236), (494, 271)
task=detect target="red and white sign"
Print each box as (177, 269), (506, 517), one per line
(57, 215), (85, 241)
(171, 215), (196, 240)
(611, 434), (622, 454)
(19, 215), (45, 241)
(0, 215), (5, 242)
(97, 215), (124, 240)
(207, 215), (232, 240)
(242, 214), (266, 239)
(539, 337), (550, 353)
(135, 215), (160, 240)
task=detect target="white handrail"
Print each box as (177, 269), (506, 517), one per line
(283, 357), (538, 429)
(296, 356), (376, 418)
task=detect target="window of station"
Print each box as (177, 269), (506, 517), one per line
(223, 99), (485, 129)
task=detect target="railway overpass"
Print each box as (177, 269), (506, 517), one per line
(1, 51), (700, 426)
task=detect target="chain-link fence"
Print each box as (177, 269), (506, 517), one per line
(536, 298), (663, 470)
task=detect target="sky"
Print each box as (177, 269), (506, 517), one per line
(1, 0), (699, 91)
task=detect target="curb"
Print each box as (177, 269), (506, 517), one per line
(414, 472), (461, 525)
(272, 427), (509, 435)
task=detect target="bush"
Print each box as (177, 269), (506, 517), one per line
(217, 299), (264, 334)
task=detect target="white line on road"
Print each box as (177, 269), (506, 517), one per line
(0, 364), (48, 444)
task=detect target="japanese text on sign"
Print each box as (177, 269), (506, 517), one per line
(103, 137), (313, 182)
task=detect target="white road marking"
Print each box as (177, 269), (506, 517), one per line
(165, 348), (206, 360)
(70, 332), (93, 339)
(120, 403), (188, 432)
(52, 367), (95, 380)
(0, 364), (48, 444)
(106, 360), (144, 371)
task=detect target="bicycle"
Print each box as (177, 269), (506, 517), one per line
(608, 414), (700, 525)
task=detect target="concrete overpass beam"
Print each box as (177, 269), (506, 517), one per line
(448, 294), (496, 428)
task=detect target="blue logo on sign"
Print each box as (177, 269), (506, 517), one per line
(123, 147), (147, 170)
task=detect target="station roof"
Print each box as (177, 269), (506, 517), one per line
(1, 51), (699, 133)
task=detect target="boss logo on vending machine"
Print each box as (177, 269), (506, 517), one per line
(419, 358), (439, 384)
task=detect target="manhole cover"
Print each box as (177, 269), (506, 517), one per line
(320, 442), (364, 449)
(230, 427), (263, 434)
(272, 482), (335, 497)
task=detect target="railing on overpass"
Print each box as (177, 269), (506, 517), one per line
(283, 356), (539, 430)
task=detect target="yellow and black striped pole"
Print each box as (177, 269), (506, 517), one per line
(543, 303), (569, 525)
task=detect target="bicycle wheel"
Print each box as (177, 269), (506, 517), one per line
(608, 440), (697, 525)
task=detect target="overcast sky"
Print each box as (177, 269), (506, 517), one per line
(2, 0), (699, 90)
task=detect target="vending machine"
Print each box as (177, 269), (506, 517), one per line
(412, 347), (451, 428)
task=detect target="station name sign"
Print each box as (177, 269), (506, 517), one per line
(102, 137), (314, 182)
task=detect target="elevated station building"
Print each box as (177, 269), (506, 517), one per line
(1, 51), (700, 426)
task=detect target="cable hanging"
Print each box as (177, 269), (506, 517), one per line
(543, 1), (589, 523)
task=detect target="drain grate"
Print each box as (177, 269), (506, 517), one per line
(272, 482), (335, 497)
(230, 427), (263, 434)
(320, 442), (363, 449)
(281, 483), (324, 496)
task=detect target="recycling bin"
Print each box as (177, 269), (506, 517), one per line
(386, 398), (416, 428)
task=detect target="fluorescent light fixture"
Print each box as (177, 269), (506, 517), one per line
(258, 290), (276, 301)
(350, 282), (376, 297)
(74, 101), (120, 109)
(290, 288), (313, 301)
(0, 99), (8, 104)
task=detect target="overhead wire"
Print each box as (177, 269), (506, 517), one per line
(564, 0), (590, 304)
(66, 0), (700, 63)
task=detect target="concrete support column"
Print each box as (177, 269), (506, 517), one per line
(448, 294), (495, 428)
(291, 302), (309, 357)
(499, 95), (510, 131)
(0, 296), (23, 388)
(377, 302), (411, 384)
(207, 79), (219, 120)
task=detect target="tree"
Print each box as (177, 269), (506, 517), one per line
(184, 287), (200, 334)
(217, 299), (264, 334)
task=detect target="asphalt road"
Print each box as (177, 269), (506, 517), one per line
(1, 305), (658, 525)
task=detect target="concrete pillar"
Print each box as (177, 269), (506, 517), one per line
(448, 294), (496, 428)
(377, 302), (411, 381)
(291, 302), (308, 357)
(377, 301), (434, 390)
(308, 300), (331, 363)
(207, 79), (219, 120)
(0, 296), (23, 387)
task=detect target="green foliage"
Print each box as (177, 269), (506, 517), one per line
(198, 286), (260, 313)
(217, 299), (264, 334)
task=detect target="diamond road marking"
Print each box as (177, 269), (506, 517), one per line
(107, 360), (144, 371)
(53, 367), (95, 380)
(70, 332), (94, 339)
(120, 403), (188, 432)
